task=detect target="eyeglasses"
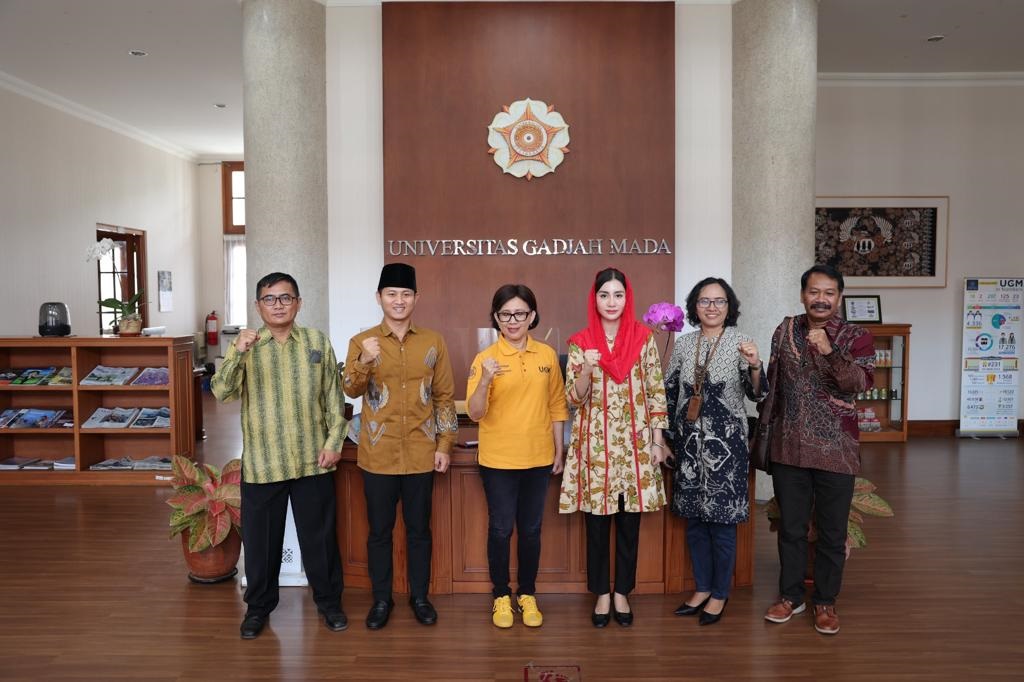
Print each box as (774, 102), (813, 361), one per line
(696, 298), (728, 309)
(495, 310), (531, 323)
(258, 294), (298, 307)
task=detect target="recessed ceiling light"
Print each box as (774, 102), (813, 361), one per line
(128, 49), (148, 57)
(213, 103), (227, 109)
(926, 35), (945, 42)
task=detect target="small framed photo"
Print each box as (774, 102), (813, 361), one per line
(842, 295), (882, 324)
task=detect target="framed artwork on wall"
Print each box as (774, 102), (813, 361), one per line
(814, 196), (949, 288)
(842, 294), (882, 324)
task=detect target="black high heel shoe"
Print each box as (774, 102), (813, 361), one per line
(698, 598), (728, 626)
(592, 610), (611, 628)
(613, 606), (633, 627)
(674, 595), (711, 616)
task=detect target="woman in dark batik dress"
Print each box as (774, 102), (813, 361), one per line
(664, 277), (766, 626)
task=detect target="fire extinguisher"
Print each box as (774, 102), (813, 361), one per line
(206, 311), (219, 348)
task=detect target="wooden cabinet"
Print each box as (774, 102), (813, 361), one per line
(858, 324), (910, 443)
(0, 336), (194, 484)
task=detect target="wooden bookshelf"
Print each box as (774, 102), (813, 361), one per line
(858, 323), (911, 443)
(0, 336), (194, 485)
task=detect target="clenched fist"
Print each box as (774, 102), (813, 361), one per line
(235, 328), (258, 352)
(807, 328), (833, 355)
(359, 337), (382, 364)
(582, 349), (601, 374)
(738, 340), (760, 368)
(481, 357), (508, 384)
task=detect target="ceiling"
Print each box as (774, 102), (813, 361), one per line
(0, 0), (1021, 160)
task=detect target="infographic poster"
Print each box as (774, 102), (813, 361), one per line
(959, 277), (1022, 436)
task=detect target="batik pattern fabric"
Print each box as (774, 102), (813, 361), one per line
(559, 334), (668, 515)
(664, 328), (766, 524)
(767, 315), (874, 476)
(344, 322), (458, 474)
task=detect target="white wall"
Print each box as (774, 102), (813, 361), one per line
(326, 5), (385, 357)
(817, 83), (1024, 419)
(0, 88), (201, 338)
(197, 163), (225, 341)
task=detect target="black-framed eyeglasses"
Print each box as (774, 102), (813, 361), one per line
(258, 294), (298, 307)
(495, 310), (531, 323)
(697, 298), (728, 309)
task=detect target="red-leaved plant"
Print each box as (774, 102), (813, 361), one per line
(167, 455), (242, 553)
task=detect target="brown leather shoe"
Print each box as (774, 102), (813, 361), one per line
(764, 598), (806, 623)
(813, 604), (840, 635)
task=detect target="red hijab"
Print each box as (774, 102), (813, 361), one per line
(568, 269), (652, 385)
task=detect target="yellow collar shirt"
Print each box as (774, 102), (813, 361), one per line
(210, 325), (348, 484)
(468, 335), (570, 470)
(344, 322), (458, 474)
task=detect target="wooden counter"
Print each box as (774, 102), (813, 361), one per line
(334, 435), (755, 595)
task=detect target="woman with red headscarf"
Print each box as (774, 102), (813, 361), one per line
(559, 267), (669, 628)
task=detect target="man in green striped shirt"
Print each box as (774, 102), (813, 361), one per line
(212, 272), (348, 640)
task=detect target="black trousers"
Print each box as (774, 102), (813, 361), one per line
(479, 464), (552, 598)
(584, 496), (641, 596)
(771, 462), (855, 605)
(240, 472), (343, 617)
(362, 470), (434, 602)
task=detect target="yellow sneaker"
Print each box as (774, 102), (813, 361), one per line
(492, 595), (514, 628)
(518, 594), (543, 627)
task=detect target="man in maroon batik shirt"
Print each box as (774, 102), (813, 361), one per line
(763, 264), (874, 636)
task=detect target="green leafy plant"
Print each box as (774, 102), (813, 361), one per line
(98, 290), (145, 326)
(765, 477), (893, 551)
(167, 455), (242, 553)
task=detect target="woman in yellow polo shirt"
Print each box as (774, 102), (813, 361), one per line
(467, 284), (569, 629)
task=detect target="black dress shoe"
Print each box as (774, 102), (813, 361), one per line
(674, 595), (711, 616)
(365, 599), (394, 630)
(321, 607), (349, 632)
(613, 607), (634, 627)
(409, 597), (438, 625)
(698, 598), (728, 626)
(591, 610), (611, 628)
(240, 613), (267, 639)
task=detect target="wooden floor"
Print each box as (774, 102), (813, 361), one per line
(1, 395), (1022, 680)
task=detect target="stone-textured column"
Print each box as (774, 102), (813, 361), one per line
(242, 0), (328, 331)
(732, 0), (817, 499)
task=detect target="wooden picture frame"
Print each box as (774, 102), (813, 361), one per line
(842, 295), (883, 324)
(815, 196), (949, 288)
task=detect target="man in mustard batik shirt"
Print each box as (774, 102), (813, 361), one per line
(344, 263), (458, 630)
(211, 272), (348, 640)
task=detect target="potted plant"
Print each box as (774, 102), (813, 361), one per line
(167, 455), (243, 583)
(98, 290), (145, 335)
(765, 477), (893, 576)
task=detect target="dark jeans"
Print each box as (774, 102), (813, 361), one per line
(685, 518), (737, 600)
(772, 462), (855, 605)
(585, 495), (641, 596)
(479, 464), (552, 598)
(362, 470), (434, 602)
(241, 473), (343, 617)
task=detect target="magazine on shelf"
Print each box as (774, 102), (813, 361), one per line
(80, 365), (139, 386)
(0, 408), (22, 428)
(0, 369), (19, 384)
(0, 456), (42, 470)
(11, 367), (57, 385)
(53, 456), (76, 470)
(9, 408), (63, 429)
(52, 412), (75, 428)
(88, 457), (135, 471)
(46, 367), (73, 386)
(130, 407), (171, 429)
(131, 367), (169, 386)
(133, 455), (172, 470)
(22, 459), (55, 470)
(82, 407), (140, 428)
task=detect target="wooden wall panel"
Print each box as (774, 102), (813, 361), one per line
(383, 2), (676, 391)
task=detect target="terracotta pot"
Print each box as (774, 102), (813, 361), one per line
(181, 527), (241, 583)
